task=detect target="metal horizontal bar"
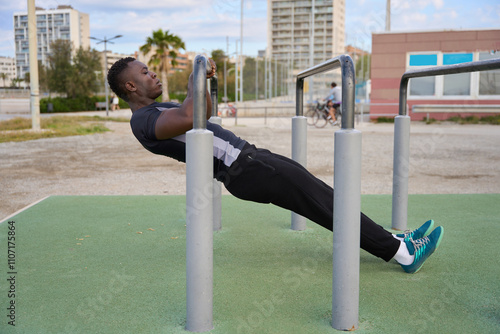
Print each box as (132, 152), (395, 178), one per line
(296, 54), (355, 129)
(402, 58), (500, 80)
(399, 58), (500, 116)
(412, 104), (500, 113)
(193, 55), (211, 129)
(296, 55), (344, 80)
(232, 106), (296, 110)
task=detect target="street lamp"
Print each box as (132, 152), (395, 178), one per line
(89, 34), (123, 116)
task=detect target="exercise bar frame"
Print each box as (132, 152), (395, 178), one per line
(209, 74), (222, 231)
(392, 57), (500, 231)
(294, 54), (361, 330)
(185, 55), (215, 332)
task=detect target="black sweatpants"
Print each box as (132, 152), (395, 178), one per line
(218, 144), (400, 262)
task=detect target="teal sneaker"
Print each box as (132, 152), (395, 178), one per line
(396, 219), (434, 242)
(400, 226), (444, 274)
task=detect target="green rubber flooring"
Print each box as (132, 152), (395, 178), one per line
(1, 194), (499, 333)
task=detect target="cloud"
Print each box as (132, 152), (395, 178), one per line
(0, 28), (15, 56)
(86, 1), (266, 55)
(74, 0), (213, 10)
(1, 0), (499, 58)
(431, 0), (445, 10)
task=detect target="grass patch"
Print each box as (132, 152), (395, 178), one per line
(447, 114), (500, 125)
(374, 116), (395, 123)
(0, 116), (128, 143)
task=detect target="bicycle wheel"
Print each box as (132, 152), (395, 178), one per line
(335, 112), (341, 127)
(305, 108), (317, 125)
(314, 111), (328, 128)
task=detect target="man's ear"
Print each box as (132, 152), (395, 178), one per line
(125, 81), (136, 93)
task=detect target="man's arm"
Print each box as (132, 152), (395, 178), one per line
(154, 72), (213, 140)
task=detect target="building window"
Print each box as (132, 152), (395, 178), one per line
(478, 52), (500, 96)
(442, 53), (473, 96)
(408, 54), (437, 96)
(408, 51), (500, 99)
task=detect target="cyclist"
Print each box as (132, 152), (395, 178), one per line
(325, 82), (342, 125)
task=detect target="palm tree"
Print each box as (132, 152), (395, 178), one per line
(140, 29), (185, 102)
(0, 73), (7, 87)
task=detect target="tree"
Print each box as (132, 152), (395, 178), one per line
(140, 29), (185, 102)
(11, 78), (22, 88)
(210, 49), (226, 77)
(37, 60), (49, 93)
(24, 72), (30, 88)
(355, 54), (371, 81)
(168, 61), (192, 96)
(210, 49), (230, 102)
(46, 40), (101, 98)
(0, 73), (7, 87)
(47, 39), (73, 94)
(71, 47), (102, 97)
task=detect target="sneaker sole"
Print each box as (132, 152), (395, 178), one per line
(423, 219), (435, 238)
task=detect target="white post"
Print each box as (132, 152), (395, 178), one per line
(27, 0), (40, 130)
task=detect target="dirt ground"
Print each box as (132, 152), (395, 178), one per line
(1, 110), (500, 220)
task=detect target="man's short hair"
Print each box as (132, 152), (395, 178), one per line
(331, 82), (337, 88)
(107, 57), (136, 102)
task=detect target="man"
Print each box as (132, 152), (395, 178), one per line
(107, 57), (443, 274)
(325, 82), (341, 124)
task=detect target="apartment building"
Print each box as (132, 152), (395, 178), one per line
(0, 56), (16, 87)
(267, 0), (345, 96)
(137, 49), (192, 75)
(267, 0), (345, 70)
(13, 5), (90, 80)
(104, 52), (135, 73)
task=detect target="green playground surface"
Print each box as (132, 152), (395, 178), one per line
(1, 194), (499, 333)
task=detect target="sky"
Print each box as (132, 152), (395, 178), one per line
(0, 0), (499, 59)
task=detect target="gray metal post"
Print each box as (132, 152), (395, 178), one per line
(332, 56), (360, 331)
(90, 34), (122, 116)
(332, 128), (361, 331)
(295, 55), (360, 330)
(209, 75), (222, 231)
(186, 55), (214, 332)
(291, 81), (308, 229)
(392, 57), (500, 231)
(391, 115), (410, 230)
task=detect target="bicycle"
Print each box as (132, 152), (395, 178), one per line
(218, 103), (237, 117)
(305, 103), (318, 126)
(307, 101), (341, 128)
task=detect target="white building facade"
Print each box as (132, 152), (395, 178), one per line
(267, 0), (345, 69)
(0, 56), (17, 87)
(267, 0), (345, 95)
(13, 5), (90, 80)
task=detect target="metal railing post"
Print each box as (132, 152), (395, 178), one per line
(332, 56), (360, 331)
(392, 57), (500, 231)
(291, 77), (307, 230)
(392, 113), (411, 231)
(294, 55), (361, 330)
(209, 74), (222, 232)
(185, 55), (214, 332)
